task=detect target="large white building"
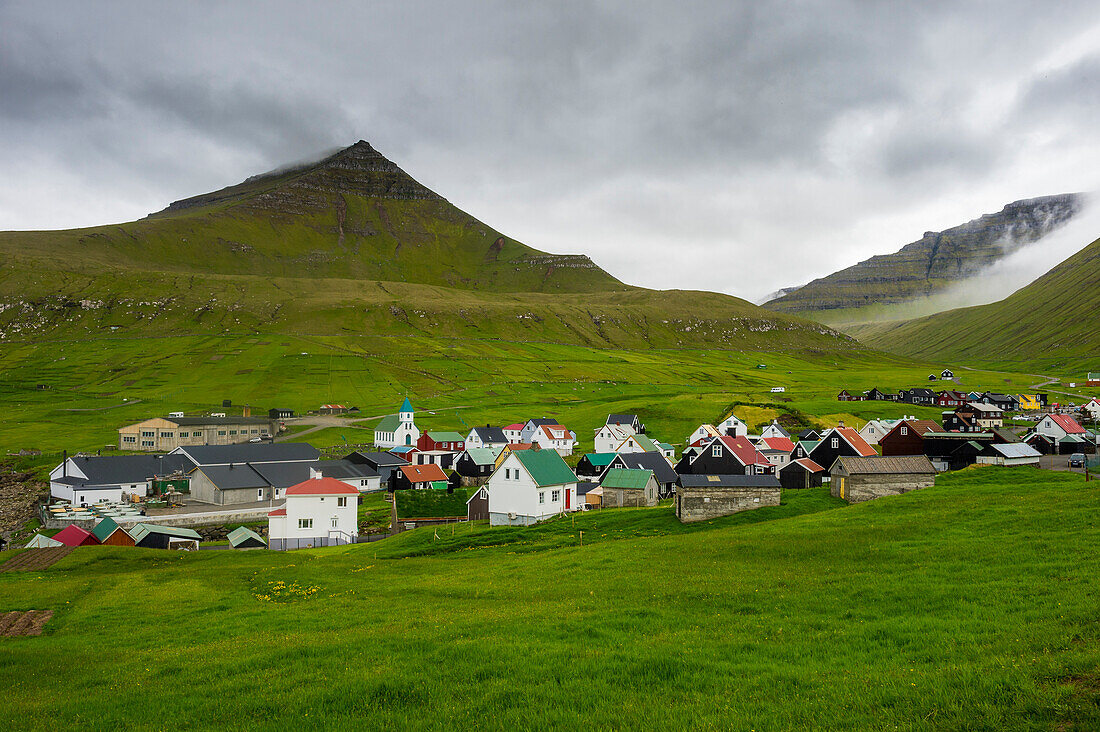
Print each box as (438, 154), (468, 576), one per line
(486, 449), (579, 526)
(268, 475), (359, 550)
(374, 398), (420, 449)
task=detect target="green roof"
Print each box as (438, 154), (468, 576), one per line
(464, 447), (503, 465)
(1059, 434), (1086, 443)
(797, 440), (820, 452)
(513, 449), (577, 487)
(430, 480), (450, 490)
(227, 526), (266, 548)
(657, 442), (674, 451)
(375, 414), (401, 431)
(427, 431), (465, 442)
(632, 435), (659, 452)
(582, 452), (616, 467)
(601, 468), (654, 490)
(130, 523), (202, 540)
(91, 516), (122, 542)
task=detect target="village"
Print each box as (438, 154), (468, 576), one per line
(18, 378), (1100, 553)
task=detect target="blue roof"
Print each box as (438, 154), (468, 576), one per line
(400, 397), (414, 412)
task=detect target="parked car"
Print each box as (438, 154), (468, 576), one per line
(1069, 453), (1085, 468)
(249, 436), (263, 443)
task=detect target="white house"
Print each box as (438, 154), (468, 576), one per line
(858, 418), (906, 446)
(1034, 413), (1087, 440)
(529, 424), (578, 456)
(760, 420), (791, 440)
(486, 449), (579, 526)
(519, 418), (560, 443)
(612, 434), (662, 456)
(49, 453), (195, 505)
(717, 414), (748, 438)
(1082, 398), (1100, 422)
(373, 398), (420, 449)
(686, 424), (721, 447)
(503, 423), (525, 444)
(594, 423), (635, 454)
(976, 443), (1042, 467)
(267, 475), (359, 550)
(465, 426), (509, 450)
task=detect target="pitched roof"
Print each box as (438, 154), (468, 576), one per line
(610, 451), (678, 485)
(504, 423), (524, 431)
(268, 508), (287, 517)
(832, 455), (935, 475)
(399, 464), (448, 483)
(679, 474), (781, 488)
(195, 464), (269, 490)
(345, 451), (408, 467)
(762, 421), (791, 438)
(525, 418), (559, 428)
(65, 453), (195, 486)
(25, 534), (64, 548)
(537, 425), (573, 441)
(600, 468), (654, 490)
(966, 402), (1003, 413)
(628, 434), (659, 452)
(463, 447), (504, 466)
(400, 397), (414, 412)
(130, 523), (202, 540)
(174, 443), (319, 466)
(470, 426), (508, 443)
(513, 450), (577, 487)
(227, 526), (266, 548)
(712, 436), (771, 467)
(987, 443), (1042, 459)
(425, 431), (465, 442)
(53, 525), (98, 546)
(606, 413), (639, 426)
(375, 414), (401, 431)
(581, 452), (617, 467)
(1048, 414), (1086, 434)
(163, 416), (272, 426)
(789, 457), (825, 473)
(91, 516), (125, 543)
(831, 427), (877, 457)
(285, 476), (359, 496)
(761, 436), (796, 453)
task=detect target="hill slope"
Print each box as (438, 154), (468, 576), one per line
(764, 194), (1082, 320)
(852, 235), (1100, 371)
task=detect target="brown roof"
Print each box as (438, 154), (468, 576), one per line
(832, 455), (936, 475)
(399, 464), (448, 482)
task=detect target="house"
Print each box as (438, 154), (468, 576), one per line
(129, 524), (203, 549)
(485, 449), (579, 526)
(594, 423), (636, 454)
(837, 390), (864, 402)
(1017, 395), (1043, 411)
(465, 426), (509, 450)
(1083, 398), (1100, 421)
(530, 424), (577, 455)
(415, 431), (465, 466)
(519, 418), (560, 443)
(605, 413), (645, 433)
(454, 447), (504, 480)
(267, 476), (359, 550)
(599, 468), (659, 508)
(686, 423), (722, 447)
(676, 436), (774, 476)
(927, 374), (938, 381)
(576, 452), (617, 477)
(1088, 372), (1100, 387)
(391, 463), (448, 491)
(227, 526), (267, 549)
(578, 482), (601, 509)
(760, 420), (791, 440)
(756, 436), (795, 466)
(941, 369), (954, 379)
(494, 442), (534, 469)
(318, 404), (348, 415)
(778, 458), (825, 490)
(503, 423), (525, 444)
(605, 452), (679, 498)
(675, 474), (781, 523)
(1035, 413), (1087, 440)
(858, 419), (901, 446)
(49, 452), (196, 505)
(977, 443), (1042, 467)
(791, 440), (819, 460)
(344, 451), (409, 483)
(268, 408), (295, 420)
(1024, 432), (1057, 455)
(613, 433), (663, 456)
(807, 427), (878, 477)
(829, 455), (936, 503)
(373, 398), (420, 449)
(866, 387), (891, 401)
(950, 403), (1004, 430)
(655, 442), (676, 461)
(91, 517), (135, 547)
(796, 428), (822, 441)
(118, 415), (276, 451)
(466, 486), (490, 521)
(879, 419), (941, 456)
(901, 388), (937, 406)
(53, 525), (99, 547)
(717, 414), (748, 437)
(936, 391), (967, 408)
(981, 393), (1019, 412)
(922, 431), (996, 471)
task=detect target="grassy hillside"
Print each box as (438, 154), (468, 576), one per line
(0, 467), (1097, 729)
(764, 194), (1081, 318)
(853, 236), (1100, 373)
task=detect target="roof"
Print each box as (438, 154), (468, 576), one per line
(227, 526), (266, 548)
(607, 413), (640, 426)
(832, 455), (936, 475)
(761, 436), (796, 453)
(130, 523), (202, 540)
(196, 464), (268, 490)
(988, 443), (1042, 459)
(314, 459), (379, 480)
(831, 427), (877, 457)
(91, 517), (125, 543)
(285, 476), (359, 496)
(600, 468), (654, 490)
(762, 421), (791, 438)
(430, 480), (450, 490)
(787, 457), (825, 473)
(504, 423), (524, 430)
(797, 440), (821, 453)
(173, 443), (318, 466)
(25, 534), (64, 548)
(64, 453), (195, 487)
(714, 436), (771, 467)
(462, 447), (504, 466)
(581, 452), (617, 467)
(470, 426), (508, 443)
(345, 451), (408, 468)
(426, 431), (465, 442)
(512, 449), (577, 487)
(162, 416), (271, 426)
(610, 451), (678, 485)
(1047, 414), (1086, 434)
(965, 402), (1003, 413)
(53, 525), (98, 546)
(679, 474), (782, 488)
(268, 508), (287, 517)
(505, 443), (534, 452)
(399, 464), (448, 483)
(400, 397), (414, 412)
(629, 434), (660, 452)
(375, 414), (401, 431)
(537, 424), (573, 441)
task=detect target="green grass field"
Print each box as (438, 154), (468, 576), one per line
(0, 467), (1097, 729)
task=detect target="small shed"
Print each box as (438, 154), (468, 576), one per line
(830, 455), (936, 503)
(599, 468), (659, 508)
(53, 525), (100, 547)
(778, 457), (825, 489)
(466, 486), (489, 521)
(129, 524), (202, 549)
(25, 534), (64, 549)
(675, 475), (781, 523)
(977, 443), (1042, 467)
(91, 517), (136, 547)
(227, 526), (267, 549)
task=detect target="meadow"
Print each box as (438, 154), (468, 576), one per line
(0, 467), (1097, 730)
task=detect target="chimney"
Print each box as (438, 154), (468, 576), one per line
(310, 467), (323, 480)
(62, 449), (67, 477)
(838, 420), (845, 428)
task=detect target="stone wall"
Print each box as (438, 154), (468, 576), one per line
(675, 485), (780, 523)
(831, 473), (934, 503)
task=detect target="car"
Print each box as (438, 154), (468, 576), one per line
(1069, 453), (1085, 468)
(249, 437), (262, 443)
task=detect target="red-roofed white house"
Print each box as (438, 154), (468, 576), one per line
(1035, 413), (1087, 440)
(268, 474), (359, 550)
(503, 424), (525, 444)
(1082, 399), (1100, 422)
(530, 424), (578, 456)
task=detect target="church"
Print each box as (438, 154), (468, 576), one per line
(373, 398), (421, 449)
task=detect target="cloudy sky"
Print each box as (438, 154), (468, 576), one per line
(2, 1), (1099, 302)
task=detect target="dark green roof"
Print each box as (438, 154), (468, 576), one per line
(582, 452), (617, 466)
(91, 516), (123, 542)
(227, 526), (266, 548)
(601, 468), (654, 490)
(514, 450), (577, 487)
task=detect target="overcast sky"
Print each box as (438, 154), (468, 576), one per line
(2, 1), (1099, 302)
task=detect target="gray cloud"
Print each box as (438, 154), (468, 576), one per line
(2, 1), (1099, 300)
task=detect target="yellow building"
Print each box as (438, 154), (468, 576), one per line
(119, 415), (276, 451)
(1018, 394), (1042, 411)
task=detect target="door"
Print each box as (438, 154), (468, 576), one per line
(565, 487), (571, 510)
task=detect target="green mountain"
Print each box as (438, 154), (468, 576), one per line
(763, 194), (1083, 324)
(0, 141), (848, 352)
(851, 234), (1100, 371)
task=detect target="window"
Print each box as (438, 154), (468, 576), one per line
(193, 431), (201, 437)
(900, 426), (908, 436)
(257, 489), (264, 500)
(229, 430), (237, 436)
(251, 429), (259, 434)
(141, 431), (155, 438)
(504, 468), (510, 479)
(218, 430), (227, 436)
(552, 490), (560, 502)
(831, 438), (839, 448)
(711, 445), (721, 457)
(298, 519), (313, 529)
(337, 497), (347, 507)
(332, 517), (338, 528)
(161, 431), (173, 438)
(539, 492), (545, 504)
(141, 440), (154, 447)
(123, 436), (136, 443)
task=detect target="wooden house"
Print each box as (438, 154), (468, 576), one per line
(760, 420), (791, 440)
(829, 455), (935, 503)
(879, 419), (940, 456)
(778, 458), (825, 490)
(417, 431), (465, 453)
(675, 474), (781, 523)
(91, 517), (134, 547)
(53, 525), (99, 547)
(454, 447), (504, 479)
(576, 452), (616, 477)
(465, 426), (509, 450)
(936, 391), (967, 408)
(676, 436), (774, 476)
(466, 486), (490, 521)
(940, 369), (954, 379)
(981, 393), (1019, 412)
(807, 427), (877, 477)
(391, 463), (448, 491)
(485, 449), (579, 525)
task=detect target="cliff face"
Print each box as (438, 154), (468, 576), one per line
(764, 193), (1084, 313)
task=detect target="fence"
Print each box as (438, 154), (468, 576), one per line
(269, 532), (390, 551)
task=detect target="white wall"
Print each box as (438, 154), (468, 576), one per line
(486, 453), (577, 523)
(269, 493), (358, 541)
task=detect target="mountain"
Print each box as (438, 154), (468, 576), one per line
(763, 194), (1084, 322)
(851, 234), (1100, 371)
(0, 141), (849, 352)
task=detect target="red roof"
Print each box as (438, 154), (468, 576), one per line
(1048, 414), (1086, 434)
(508, 443), (535, 451)
(399, 464), (448, 483)
(268, 508), (287, 517)
(716, 436), (771, 467)
(53, 524), (99, 547)
(761, 436), (795, 453)
(505, 423), (524, 431)
(538, 425), (571, 441)
(285, 476), (359, 496)
(793, 457), (825, 473)
(834, 427), (877, 456)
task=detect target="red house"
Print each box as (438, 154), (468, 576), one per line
(53, 525), (100, 547)
(416, 431), (466, 453)
(936, 391), (967, 408)
(880, 419), (941, 456)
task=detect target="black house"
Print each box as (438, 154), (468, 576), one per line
(269, 408), (295, 420)
(981, 393), (1019, 412)
(675, 437), (769, 477)
(454, 449), (498, 479)
(901, 388), (937, 406)
(807, 428), (876, 477)
(344, 451), (409, 483)
(866, 388), (889, 401)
